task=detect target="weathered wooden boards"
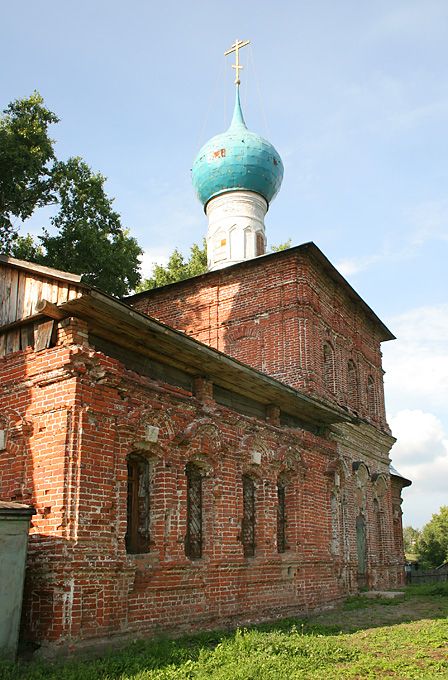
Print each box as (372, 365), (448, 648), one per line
(0, 319), (55, 357)
(0, 262), (81, 326)
(0, 259), (83, 357)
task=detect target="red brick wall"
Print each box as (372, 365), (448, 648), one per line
(391, 477), (407, 562)
(0, 338), (79, 642)
(131, 250), (390, 433)
(0, 321), (403, 651)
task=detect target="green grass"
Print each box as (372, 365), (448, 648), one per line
(405, 581), (448, 598)
(1, 585), (447, 679)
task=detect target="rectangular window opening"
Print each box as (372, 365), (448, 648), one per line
(185, 463), (203, 559)
(126, 455), (150, 554)
(277, 482), (287, 553)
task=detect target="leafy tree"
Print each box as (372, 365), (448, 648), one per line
(11, 233), (45, 262)
(271, 238), (292, 252)
(403, 526), (420, 555)
(137, 238), (293, 292)
(9, 158), (142, 297)
(417, 506), (448, 568)
(0, 92), (58, 250)
(37, 158), (142, 297)
(137, 240), (208, 291)
(0, 93), (142, 296)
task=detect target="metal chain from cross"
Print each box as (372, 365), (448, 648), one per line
(224, 38), (250, 85)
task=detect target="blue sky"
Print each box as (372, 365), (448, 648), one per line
(3, 0), (447, 528)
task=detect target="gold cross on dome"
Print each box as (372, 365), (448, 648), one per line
(224, 38), (250, 85)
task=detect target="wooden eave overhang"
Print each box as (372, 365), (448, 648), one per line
(55, 289), (355, 428)
(0, 254), (86, 286)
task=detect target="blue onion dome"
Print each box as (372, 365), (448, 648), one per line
(192, 87), (284, 209)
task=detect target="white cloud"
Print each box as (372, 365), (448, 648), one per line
(335, 236), (416, 276)
(139, 247), (170, 279)
(383, 304), (448, 413)
(407, 200), (448, 247)
(389, 409), (448, 528)
(390, 410), (446, 466)
(335, 200), (448, 277)
(336, 250), (397, 277)
(384, 304), (448, 527)
(390, 100), (448, 133)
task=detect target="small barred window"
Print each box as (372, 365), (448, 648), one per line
(185, 463), (203, 559)
(126, 454), (150, 554)
(242, 475), (256, 557)
(277, 481), (287, 553)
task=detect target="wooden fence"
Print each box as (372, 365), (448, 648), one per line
(409, 569), (448, 585)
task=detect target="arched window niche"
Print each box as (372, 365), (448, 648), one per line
(244, 227), (255, 259)
(347, 359), (360, 411)
(212, 230), (227, 263)
(255, 231), (265, 257)
(367, 375), (378, 419)
(323, 343), (336, 394)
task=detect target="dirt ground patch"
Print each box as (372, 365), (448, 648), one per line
(310, 591), (448, 632)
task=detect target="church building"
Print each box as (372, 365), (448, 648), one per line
(0, 42), (410, 655)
